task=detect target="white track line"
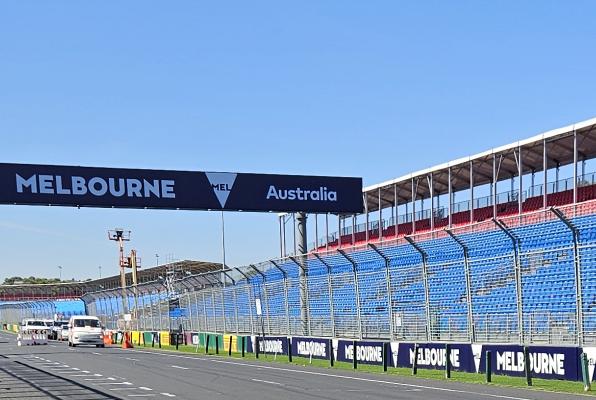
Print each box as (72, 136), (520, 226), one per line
(251, 378), (282, 386)
(170, 365), (189, 370)
(128, 349), (535, 400)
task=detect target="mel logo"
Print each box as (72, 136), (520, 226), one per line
(205, 172), (237, 208)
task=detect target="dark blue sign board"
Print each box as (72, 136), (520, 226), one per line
(253, 336), (289, 355)
(0, 163), (363, 213)
(336, 339), (385, 365)
(291, 337), (330, 360)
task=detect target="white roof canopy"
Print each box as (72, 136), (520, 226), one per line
(362, 117), (596, 213)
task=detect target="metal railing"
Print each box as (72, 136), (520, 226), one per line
(3, 201), (596, 347)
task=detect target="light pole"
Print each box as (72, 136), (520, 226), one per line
(58, 266), (62, 281)
(155, 254), (159, 267)
(99, 266), (102, 279)
(108, 228), (131, 317)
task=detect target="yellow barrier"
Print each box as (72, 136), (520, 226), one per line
(160, 331), (170, 346)
(223, 334), (237, 352)
(131, 331), (140, 345)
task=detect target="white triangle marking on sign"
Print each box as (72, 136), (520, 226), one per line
(332, 339), (338, 362)
(583, 347), (596, 381)
(390, 342), (400, 368)
(205, 172), (237, 208)
(472, 344), (483, 373)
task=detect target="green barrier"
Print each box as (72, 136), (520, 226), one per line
(143, 332), (153, 347)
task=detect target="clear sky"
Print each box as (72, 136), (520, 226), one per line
(1, 1), (595, 282)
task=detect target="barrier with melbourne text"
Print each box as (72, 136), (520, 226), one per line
(335, 339), (386, 365)
(248, 336), (289, 355)
(394, 342), (581, 381)
(291, 337), (330, 360)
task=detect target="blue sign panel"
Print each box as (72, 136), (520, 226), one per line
(336, 339), (385, 365)
(291, 337), (330, 360)
(253, 336), (289, 355)
(0, 163), (363, 213)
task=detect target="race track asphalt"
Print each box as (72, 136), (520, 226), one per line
(0, 331), (587, 400)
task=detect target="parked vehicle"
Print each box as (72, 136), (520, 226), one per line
(20, 319), (48, 333)
(68, 316), (104, 347)
(59, 324), (69, 341)
(49, 320), (68, 340)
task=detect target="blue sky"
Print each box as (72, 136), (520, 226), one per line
(1, 1), (595, 281)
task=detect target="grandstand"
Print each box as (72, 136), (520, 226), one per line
(2, 117), (596, 350)
(0, 260), (222, 324)
(62, 117), (596, 348)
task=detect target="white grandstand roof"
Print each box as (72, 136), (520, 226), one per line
(363, 117), (596, 213)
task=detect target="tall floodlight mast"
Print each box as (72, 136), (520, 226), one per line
(108, 228), (131, 318)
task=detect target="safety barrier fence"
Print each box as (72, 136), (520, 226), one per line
(2, 201), (596, 348)
(4, 321), (594, 384)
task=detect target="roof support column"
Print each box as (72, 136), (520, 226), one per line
(543, 140), (548, 209)
(493, 154), (497, 219)
(378, 188), (383, 241)
(352, 214), (356, 246)
(573, 129), (578, 204)
(429, 173), (434, 231)
(448, 167), (453, 228)
(365, 193), (369, 243)
(394, 184), (398, 237)
(518, 146), (523, 215)
(411, 178), (416, 234)
(469, 161), (474, 224)
(314, 214), (319, 250)
(279, 215), (284, 257)
(338, 215), (342, 249)
(325, 213), (329, 251)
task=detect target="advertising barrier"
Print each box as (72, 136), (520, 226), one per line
(113, 331), (589, 381)
(252, 336), (289, 355)
(291, 337), (330, 360)
(335, 339), (385, 366)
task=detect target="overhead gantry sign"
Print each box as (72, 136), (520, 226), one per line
(0, 163), (363, 213)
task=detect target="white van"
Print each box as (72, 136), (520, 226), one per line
(68, 316), (104, 347)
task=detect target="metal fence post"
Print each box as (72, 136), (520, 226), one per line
(210, 289), (218, 332)
(270, 260), (290, 336)
(337, 249), (362, 339)
(233, 286), (240, 334)
(405, 236), (432, 342)
(202, 291), (208, 332)
(445, 229), (476, 342)
(249, 265), (270, 335)
(289, 256), (311, 336)
(550, 207), (584, 346)
(493, 219), (524, 344)
(368, 243), (394, 340)
(314, 253), (336, 338)
(235, 267), (253, 334)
